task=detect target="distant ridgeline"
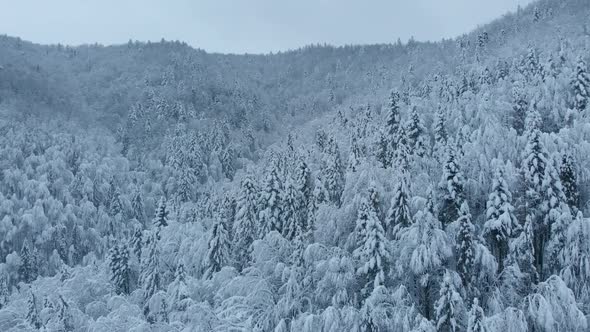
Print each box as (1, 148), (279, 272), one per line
(0, 0), (590, 330)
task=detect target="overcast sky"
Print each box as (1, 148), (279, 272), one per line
(0, 0), (535, 54)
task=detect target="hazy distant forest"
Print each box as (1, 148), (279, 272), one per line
(0, 0), (590, 330)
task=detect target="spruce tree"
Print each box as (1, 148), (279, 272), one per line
(232, 176), (258, 271)
(376, 130), (389, 168)
(406, 105), (426, 157)
(322, 138), (345, 207)
(27, 291), (41, 329)
(572, 56), (590, 112)
(438, 145), (465, 227)
(109, 187), (123, 217)
(19, 242), (37, 283)
(131, 226), (143, 262)
(282, 177), (305, 241)
(57, 295), (74, 331)
(141, 232), (160, 316)
(467, 298), (485, 332)
(294, 156), (314, 233)
(435, 271), (464, 332)
(348, 136), (362, 173)
(434, 106), (448, 147)
(386, 171), (412, 238)
(0, 274), (8, 310)
(109, 242), (131, 295)
(512, 85), (528, 136)
(168, 263), (190, 311)
(353, 195), (389, 297)
(153, 197), (169, 230)
(456, 202), (475, 288)
(483, 167), (519, 273)
(560, 152), (579, 211)
(204, 217), (230, 279)
(258, 161), (283, 236)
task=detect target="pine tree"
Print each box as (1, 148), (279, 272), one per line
(392, 126), (411, 171)
(456, 202), (475, 288)
(282, 177), (305, 241)
(109, 242), (131, 295)
(467, 298), (485, 332)
(26, 291), (41, 329)
(258, 161), (283, 236)
(204, 217), (230, 279)
(232, 176), (258, 271)
(484, 167), (519, 273)
(560, 152), (579, 211)
(153, 197), (169, 230)
(506, 215), (538, 285)
(438, 146), (465, 227)
(294, 156), (314, 233)
(572, 56), (590, 112)
(386, 171), (412, 238)
(435, 271), (465, 332)
(141, 232), (160, 316)
(353, 195), (389, 297)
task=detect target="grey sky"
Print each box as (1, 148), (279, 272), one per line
(0, 0), (535, 54)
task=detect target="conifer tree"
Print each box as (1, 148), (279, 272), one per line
(141, 232), (160, 316)
(348, 136), (362, 173)
(435, 271), (465, 332)
(438, 145), (465, 227)
(467, 298), (485, 332)
(131, 226), (143, 262)
(386, 171), (412, 238)
(57, 295), (74, 331)
(109, 242), (131, 295)
(204, 217), (230, 279)
(560, 152), (579, 211)
(232, 176), (258, 271)
(258, 161), (283, 236)
(294, 156), (314, 232)
(323, 138), (345, 207)
(376, 130), (389, 168)
(282, 177), (305, 241)
(26, 291), (41, 329)
(434, 106), (448, 147)
(512, 85), (528, 136)
(353, 195), (388, 297)
(406, 105), (426, 157)
(153, 197), (169, 230)
(109, 187), (123, 217)
(572, 56), (590, 112)
(456, 202), (475, 288)
(19, 242), (37, 283)
(484, 167), (519, 273)
(168, 263), (190, 311)
(0, 274), (8, 310)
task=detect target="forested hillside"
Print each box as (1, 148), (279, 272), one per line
(1, 0), (590, 330)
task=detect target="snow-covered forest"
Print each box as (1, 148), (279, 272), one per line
(1, 0), (590, 330)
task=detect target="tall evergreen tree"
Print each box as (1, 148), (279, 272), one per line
(131, 226), (143, 262)
(153, 197), (169, 230)
(512, 85), (528, 136)
(282, 177), (305, 241)
(484, 167), (519, 273)
(438, 145), (465, 227)
(258, 161), (283, 236)
(353, 195), (389, 297)
(572, 56), (590, 112)
(0, 274), (8, 310)
(466, 298), (485, 332)
(406, 105), (426, 157)
(435, 271), (465, 332)
(204, 217), (230, 279)
(322, 138), (345, 207)
(168, 263), (190, 311)
(109, 242), (131, 295)
(26, 291), (41, 329)
(232, 176), (258, 271)
(294, 156), (314, 233)
(560, 152), (579, 211)
(141, 232), (160, 317)
(19, 242), (37, 283)
(386, 171), (412, 238)
(348, 136), (362, 173)
(456, 202), (475, 289)
(434, 106), (448, 147)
